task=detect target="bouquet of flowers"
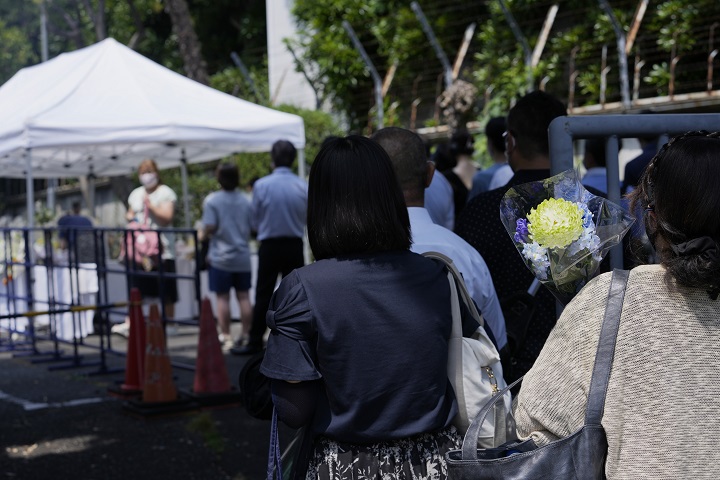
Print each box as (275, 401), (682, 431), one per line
(500, 169), (634, 304)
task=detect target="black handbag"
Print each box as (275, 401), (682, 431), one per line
(446, 269), (630, 480)
(238, 349), (273, 420)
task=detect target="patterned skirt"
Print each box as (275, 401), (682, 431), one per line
(304, 426), (461, 480)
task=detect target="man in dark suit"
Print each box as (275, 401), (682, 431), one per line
(455, 91), (567, 385)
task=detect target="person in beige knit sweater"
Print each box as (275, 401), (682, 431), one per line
(514, 131), (720, 479)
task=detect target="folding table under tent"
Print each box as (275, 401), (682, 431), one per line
(0, 37), (306, 226)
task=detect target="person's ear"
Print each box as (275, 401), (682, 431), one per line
(503, 131), (516, 165)
(425, 161), (435, 188)
(505, 131), (516, 155)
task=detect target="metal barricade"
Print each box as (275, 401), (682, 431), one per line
(549, 113), (720, 269)
(0, 225), (202, 374)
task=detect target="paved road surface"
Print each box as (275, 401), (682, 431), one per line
(0, 324), (291, 480)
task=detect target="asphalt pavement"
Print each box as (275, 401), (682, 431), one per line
(0, 323), (288, 480)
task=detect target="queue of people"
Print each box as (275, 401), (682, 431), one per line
(262, 102), (719, 479)
(105, 93), (719, 478)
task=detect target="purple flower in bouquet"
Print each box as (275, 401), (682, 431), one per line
(514, 219), (530, 243)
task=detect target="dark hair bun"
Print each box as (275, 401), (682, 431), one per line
(666, 236), (720, 299)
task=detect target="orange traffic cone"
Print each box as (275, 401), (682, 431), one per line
(141, 304), (178, 403)
(193, 298), (232, 394)
(121, 288), (145, 392)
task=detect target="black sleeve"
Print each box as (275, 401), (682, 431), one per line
(270, 379), (320, 429)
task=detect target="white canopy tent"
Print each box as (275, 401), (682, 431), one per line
(0, 37), (306, 225)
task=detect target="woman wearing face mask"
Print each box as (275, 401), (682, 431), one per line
(112, 159), (179, 337)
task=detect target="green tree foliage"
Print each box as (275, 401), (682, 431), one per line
(290, 0), (720, 133)
(0, 1), (40, 84)
(291, 0), (488, 132)
(643, 0), (717, 95)
(0, 18), (37, 84)
(210, 60), (269, 106)
(472, 1), (630, 113)
(0, 0), (268, 81)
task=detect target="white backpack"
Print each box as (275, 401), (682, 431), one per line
(423, 251), (513, 447)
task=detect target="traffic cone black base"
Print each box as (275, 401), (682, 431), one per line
(122, 394), (197, 417)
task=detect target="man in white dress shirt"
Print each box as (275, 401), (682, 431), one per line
(424, 161), (455, 231)
(372, 127), (507, 350)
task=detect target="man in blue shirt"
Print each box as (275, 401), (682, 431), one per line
(232, 140), (307, 355)
(622, 110), (658, 195)
(622, 136), (657, 195)
(57, 201), (95, 264)
(468, 117), (508, 202)
(581, 138), (608, 194)
(424, 171), (455, 230)
(372, 127), (507, 351)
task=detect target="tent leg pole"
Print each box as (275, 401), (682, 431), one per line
(180, 151), (191, 230)
(26, 149), (34, 228)
(298, 148), (306, 180)
(89, 174), (96, 219)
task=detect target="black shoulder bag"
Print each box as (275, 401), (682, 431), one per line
(238, 349), (273, 420)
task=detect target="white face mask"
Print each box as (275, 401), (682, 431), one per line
(139, 172), (158, 188)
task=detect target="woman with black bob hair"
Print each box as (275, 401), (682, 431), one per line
(512, 131), (720, 478)
(260, 135), (477, 479)
(307, 135), (411, 259)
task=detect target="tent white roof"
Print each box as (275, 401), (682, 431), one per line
(0, 37), (305, 178)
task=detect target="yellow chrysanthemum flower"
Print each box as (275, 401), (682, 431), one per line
(527, 198), (584, 248)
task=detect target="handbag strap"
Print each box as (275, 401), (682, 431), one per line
(446, 268), (468, 421)
(423, 251), (484, 326)
(425, 251), (486, 433)
(448, 270), (462, 340)
(585, 268), (629, 424)
(460, 268), (630, 460)
(267, 408), (282, 480)
(461, 375), (524, 459)
(425, 252), (469, 421)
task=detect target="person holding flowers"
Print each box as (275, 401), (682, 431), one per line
(513, 131), (720, 478)
(455, 91), (570, 384)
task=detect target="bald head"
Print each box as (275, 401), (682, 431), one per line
(371, 127), (430, 206)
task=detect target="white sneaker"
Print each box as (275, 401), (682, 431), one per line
(218, 334), (235, 351)
(111, 322), (130, 338)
